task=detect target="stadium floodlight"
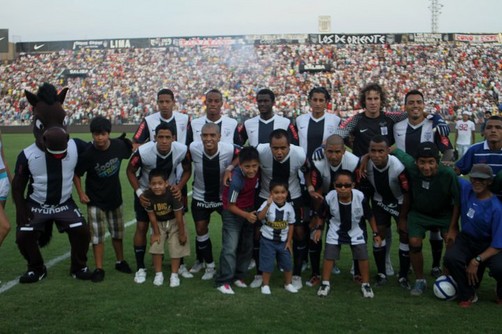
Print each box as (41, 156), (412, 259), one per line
(428, 0), (443, 33)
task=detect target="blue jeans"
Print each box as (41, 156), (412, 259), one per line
(215, 209), (254, 286)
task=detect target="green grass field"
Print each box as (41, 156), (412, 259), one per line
(0, 132), (500, 333)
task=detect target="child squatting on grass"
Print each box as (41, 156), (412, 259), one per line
(256, 179), (298, 295)
(144, 168), (190, 288)
(311, 169), (382, 298)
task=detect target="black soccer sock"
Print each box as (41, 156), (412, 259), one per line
(293, 238), (307, 276)
(430, 239), (443, 268)
(373, 241), (386, 275)
(353, 259), (361, 277)
(195, 237), (203, 263)
(398, 243), (410, 279)
(308, 239), (322, 276)
(134, 245), (146, 270)
(196, 235), (213, 264)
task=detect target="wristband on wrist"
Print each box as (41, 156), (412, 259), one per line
(308, 185), (315, 193)
(135, 188), (144, 198)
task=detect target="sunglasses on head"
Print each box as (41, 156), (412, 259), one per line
(335, 183), (352, 189)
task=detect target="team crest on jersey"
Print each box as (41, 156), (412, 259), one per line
(424, 131), (433, 141)
(224, 128), (231, 137)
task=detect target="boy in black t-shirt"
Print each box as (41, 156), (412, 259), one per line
(144, 169), (190, 288)
(74, 116), (133, 282)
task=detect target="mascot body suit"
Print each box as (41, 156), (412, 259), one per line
(12, 83), (92, 283)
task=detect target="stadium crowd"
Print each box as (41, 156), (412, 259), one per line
(0, 43), (501, 125)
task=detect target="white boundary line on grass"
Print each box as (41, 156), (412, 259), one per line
(0, 219), (137, 294)
(0, 190), (194, 294)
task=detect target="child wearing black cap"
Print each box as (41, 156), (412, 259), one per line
(392, 142), (460, 296)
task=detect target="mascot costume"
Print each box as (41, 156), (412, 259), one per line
(12, 83), (92, 283)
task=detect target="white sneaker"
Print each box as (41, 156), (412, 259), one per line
(201, 267), (216, 281)
(170, 274), (180, 288)
(284, 283), (298, 293)
(250, 275), (263, 288)
(248, 259), (256, 270)
(217, 284), (235, 295)
(134, 268), (147, 284)
(261, 285), (271, 295)
(178, 264), (194, 278)
(361, 283), (374, 298)
(153, 272), (164, 286)
(234, 279), (248, 288)
(292, 275), (303, 290)
(385, 256), (395, 277)
(190, 261), (204, 274)
(317, 284), (331, 297)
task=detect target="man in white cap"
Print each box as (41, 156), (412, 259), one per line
(455, 111), (476, 159)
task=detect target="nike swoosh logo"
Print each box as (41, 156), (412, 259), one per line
(34, 155), (41, 159)
(0, 37), (4, 41)
(34, 44), (45, 50)
(360, 129), (368, 133)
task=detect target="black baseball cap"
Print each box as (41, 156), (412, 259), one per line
(415, 142), (440, 160)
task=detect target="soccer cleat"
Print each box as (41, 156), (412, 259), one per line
(385, 257), (395, 277)
(115, 261), (133, 274)
(71, 267), (93, 280)
(201, 267), (216, 281)
(217, 284), (235, 295)
(134, 268), (147, 284)
(189, 260), (204, 274)
(375, 273), (388, 286)
(430, 266), (443, 278)
(153, 272), (164, 286)
(398, 277), (411, 290)
(19, 267), (47, 284)
(261, 285), (271, 295)
(317, 284), (331, 297)
(410, 279), (427, 296)
(170, 274), (180, 288)
(91, 268), (105, 283)
(178, 264), (194, 279)
(292, 275), (303, 290)
(234, 279), (248, 288)
(361, 283), (375, 298)
(284, 283), (298, 293)
(458, 294), (478, 308)
(247, 259), (256, 270)
(332, 265), (341, 275)
(250, 275), (263, 288)
(306, 275), (321, 287)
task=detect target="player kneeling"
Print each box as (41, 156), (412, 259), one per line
(311, 170), (381, 298)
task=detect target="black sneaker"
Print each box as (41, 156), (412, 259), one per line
(91, 268), (105, 283)
(19, 266), (47, 284)
(71, 267), (93, 280)
(115, 260), (133, 274)
(376, 273), (388, 286)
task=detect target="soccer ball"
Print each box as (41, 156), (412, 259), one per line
(433, 275), (457, 301)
